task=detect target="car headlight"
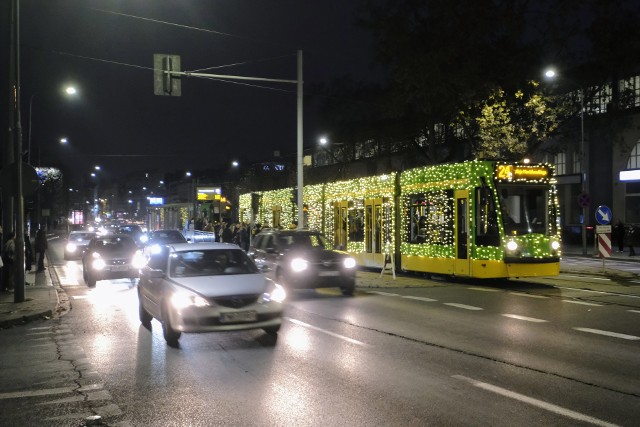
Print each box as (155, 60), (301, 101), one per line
(263, 283), (287, 303)
(66, 243), (77, 252)
(343, 257), (356, 269)
(170, 290), (209, 309)
(92, 256), (106, 270)
(139, 235), (149, 244)
(290, 258), (308, 272)
(551, 240), (560, 251)
(149, 244), (162, 255)
(132, 251), (148, 269)
(506, 240), (518, 251)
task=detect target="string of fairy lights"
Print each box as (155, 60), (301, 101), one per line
(239, 160), (560, 263)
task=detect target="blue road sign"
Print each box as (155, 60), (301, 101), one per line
(595, 205), (612, 225)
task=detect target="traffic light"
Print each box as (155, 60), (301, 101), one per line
(153, 54), (181, 96)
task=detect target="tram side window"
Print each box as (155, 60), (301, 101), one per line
(348, 206), (364, 242)
(475, 187), (500, 246)
(408, 190), (454, 245)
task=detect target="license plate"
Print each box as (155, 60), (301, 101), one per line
(220, 311), (258, 323)
(318, 271), (340, 276)
(110, 265), (129, 272)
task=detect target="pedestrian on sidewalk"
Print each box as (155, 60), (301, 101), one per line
(24, 231), (33, 272)
(35, 226), (48, 272)
(2, 231), (15, 291)
(627, 224), (636, 256)
(615, 220), (625, 252)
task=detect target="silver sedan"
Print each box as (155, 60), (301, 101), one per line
(137, 243), (286, 346)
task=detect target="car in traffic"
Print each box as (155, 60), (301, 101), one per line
(82, 234), (147, 288)
(116, 224), (148, 247)
(137, 242), (286, 346)
(145, 229), (188, 255)
(248, 228), (357, 296)
(64, 231), (97, 260)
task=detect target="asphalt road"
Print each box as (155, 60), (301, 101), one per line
(0, 238), (638, 426)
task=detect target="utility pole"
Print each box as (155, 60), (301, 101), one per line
(9, 0), (26, 302)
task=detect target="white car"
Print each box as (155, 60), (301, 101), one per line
(64, 231), (97, 260)
(137, 243), (286, 346)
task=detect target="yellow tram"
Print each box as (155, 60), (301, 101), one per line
(240, 160), (561, 279)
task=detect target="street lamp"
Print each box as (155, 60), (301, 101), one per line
(27, 85), (78, 165)
(317, 137), (345, 178)
(544, 67), (587, 255)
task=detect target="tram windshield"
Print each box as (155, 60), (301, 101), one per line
(496, 184), (556, 236)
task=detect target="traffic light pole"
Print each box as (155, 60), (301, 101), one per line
(156, 50), (304, 228)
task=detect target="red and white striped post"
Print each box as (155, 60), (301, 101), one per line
(597, 227), (612, 273)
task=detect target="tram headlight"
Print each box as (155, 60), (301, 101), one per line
(506, 240), (518, 252)
(551, 240), (560, 251)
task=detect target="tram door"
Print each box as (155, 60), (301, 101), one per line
(364, 198), (385, 267)
(455, 190), (470, 276)
(333, 201), (348, 250)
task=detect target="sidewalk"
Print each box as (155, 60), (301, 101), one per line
(0, 258), (68, 329)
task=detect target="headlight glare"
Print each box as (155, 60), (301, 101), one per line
(290, 258), (308, 272)
(66, 243), (77, 252)
(92, 258), (106, 270)
(264, 283), (287, 303)
(132, 251), (148, 269)
(506, 240), (518, 251)
(551, 241), (560, 250)
(171, 290), (209, 309)
(343, 257), (357, 269)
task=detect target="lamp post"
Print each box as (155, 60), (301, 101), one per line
(544, 68), (587, 255)
(27, 85), (77, 166)
(318, 137), (345, 179)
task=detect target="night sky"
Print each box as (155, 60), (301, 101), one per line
(20, 0), (381, 183)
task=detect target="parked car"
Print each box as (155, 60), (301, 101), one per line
(248, 228), (357, 296)
(82, 234), (147, 288)
(64, 231), (97, 260)
(137, 242), (286, 346)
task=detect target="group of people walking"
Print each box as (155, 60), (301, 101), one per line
(1, 226), (48, 292)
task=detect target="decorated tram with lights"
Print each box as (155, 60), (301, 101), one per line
(239, 160), (561, 279)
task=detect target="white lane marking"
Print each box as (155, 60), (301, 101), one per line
(468, 287), (499, 292)
(502, 314), (548, 323)
(452, 375), (620, 427)
(403, 296), (438, 302)
(563, 300), (602, 307)
(72, 295), (89, 300)
(27, 326), (51, 330)
(25, 331), (53, 336)
(628, 310), (640, 314)
(285, 318), (371, 347)
(573, 327), (640, 341)
(509, 292), (548, 299)
(444, 303), (483, 311)
(561, 275), (611, 282)
(0, 387), (74, 400)
(630, 280), (640, 284)
(555, 286), (640, 300)
(367, 291), (400, 297)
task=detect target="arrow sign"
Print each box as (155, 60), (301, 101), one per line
(595, 205), (612, 225)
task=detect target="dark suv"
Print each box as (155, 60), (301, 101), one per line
(82, 235), (147, 287)
(248, 229), (357, 296)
